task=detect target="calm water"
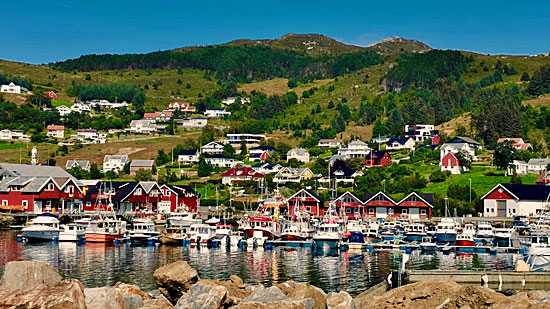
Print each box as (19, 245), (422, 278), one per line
(0, 231), (522, 296)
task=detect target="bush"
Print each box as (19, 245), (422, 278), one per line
(429, 170), (451, 182)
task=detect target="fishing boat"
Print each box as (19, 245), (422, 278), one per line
(476, 222), (495, 239)
(159, 227), (186, 245)
(85, 218), (127, 243)
(493, 227), (513, 247)
(21, 214), (62, 242)
(240, 215), (281, 240)
(59, 223), (86, 242)
(525, 232), (550, 271)
(363, 222), (380, 242)
(313, 204), (344, 250)
(420, 236), (436, 251)
(129, 221), (160, 243)
(455, 233), (476, 247)
(404, 223), (427, 243)
(435, 218), (457, 243)
(280, 222), (306, 241)
(167, 211), (202, 233)
(462, 223), (476, 236)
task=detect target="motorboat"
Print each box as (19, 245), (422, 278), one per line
(84, 218), (127, 243)
(167, 211), (202, 230)
(435, 218), (457, 243)
(214, 223), (233, 240)
(455, 233), (476, 247)
(493, 227), (513, 247)
(129, 221), (160, 244)
(240, 216), (281, 240)
(526, 232), (550, 271)
(280, 222), (306, 241)
(476, 222), (495, 239)
(404, 223), (427, 243)
(345, 231), (365, 251)
(189, 224), (217, 246)
(420, 236), (437, 251)
(21, 214), (62, 242)
(159, 227), (186, 245)
(313, 223), (343, 251)
(59, 223), (86, 242)
(363, 222), (380, 242)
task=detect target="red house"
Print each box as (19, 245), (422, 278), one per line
(365, 151), (392, 167)
(287, 189), (325, 217)
(362, 191), (433, 219)
(45, 91), (57, 99)
(440, 152), (464, 174)
(221, 167), (264, 185)
(432, 135), (441, 145)
(159, 184), (200, 213)
(83, 181), (161, 215)
(333, 191), (364, 219)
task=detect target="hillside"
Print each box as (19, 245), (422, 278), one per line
(367, 36), (432, 56)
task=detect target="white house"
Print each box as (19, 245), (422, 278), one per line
(273, 167), (314, 184)
(338, 140), (371, 158)
(0, 129), (27, 141)
(386, 137), (415, 151)
(205, 154), (239, 168)
(46, 125), (65, 139)
(0, 82), (21, 94)
(103, 155), (129, 173)
(507, 160), (528, 175)
(201, 141), (225, 155)
(287, 148), (310, 163)
(65, 160), (90, 172)
(127, 120), (157, 134)
(252, 163), (284, 174)
(481, 183), (550, 217)
(439, 143), (476, 162)
(318, 139), (341, 148)
(89, 99), (129, 109)
(205, 109), (231, 118)
(177, 149), (200, 164)
(224, 133), (266, 148)
(404, 124), (437, 143)
(222, 97), (250, 105)
(55, 105), (71, 116)
(527, 158), (550, 174)
(181, 117), (208, 129)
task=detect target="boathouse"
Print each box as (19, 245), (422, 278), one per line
(159, 184), (200, 213)
(287, 189), (325, 217)
(361, 191), (433, 219)
(481, 183), (550, 217)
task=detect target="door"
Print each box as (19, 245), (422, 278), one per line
(376, 207), (387, 219)
(497, 200), (507, 217)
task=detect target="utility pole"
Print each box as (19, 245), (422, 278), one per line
(469, 178), (472, 203)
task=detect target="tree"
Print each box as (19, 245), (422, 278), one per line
(372, 120), (385, 137)
(429, 170), (450, 183)
(455, 150), (472, 170)
(90, 163), (103, 179)
(494, 142), (516, 170)
(527, 65), (550, 96)
(198, 157), (213, 177)
(222, 143), (235, 157)
(520, 72), (530, 81)
(385, 109), (404, 137)
(287, 79), (298, 88)
(134, 169), (153, 181)
(123, 162), (130, 175)
(510, 172), (522, 184)
(240, 140), (247, 156)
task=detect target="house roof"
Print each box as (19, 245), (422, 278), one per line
(536, 172), (550, 184)
(202, 141), (224, 148)
(65, 160), (90, 169)
(103, 155), (129, 163)
(363, 191), (398, 204)
(287, 148), (309, 156)
(288, 188), (324, 202)
(369, 150), (390, 158)
(447, 136), (481, 145)
(221, 167), (264, 178)
(528, 158), (550, 166)
(0, 163), (74, 178)
(386, 137), (412, 145)
(47, 125), (65, 130)
(206, 154), (235, 160)
(497, 138), (523, 144)
(178, 149), (199, 156)
(330, 169), (360, 177)
(334, 191), (363, 203)
(481, 183), (550, 201)
(130, 160), (155, 168)
(164, 184), (200, 197)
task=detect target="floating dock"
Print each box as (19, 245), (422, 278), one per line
(407, 270), (550, 290)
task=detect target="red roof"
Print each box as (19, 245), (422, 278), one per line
(221, 167), (264, 178)
(47, 125), (64, 130)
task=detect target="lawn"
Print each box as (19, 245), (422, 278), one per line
(51, 99), (73, 107)
(0, 141), (28, 150)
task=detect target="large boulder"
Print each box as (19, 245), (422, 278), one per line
(143, 296), (174, 309)
(289, 283), (327, 309)
(116, 282), (151, 300)
(0, 279), (85, 309)
(175, 281), (228, 309)
(0, 260), (62, 291)
(275, 281), (299, 296)
(441, 285), (510, 309)
(154, 261), (199, 304)
(85, 286), (126, 309)
(326, 291), (353, 309)
(238, 285), (314, 309)
(353, 281), (387, 308)
(123, 293), (144, 309)
(196, 278), (252, 306)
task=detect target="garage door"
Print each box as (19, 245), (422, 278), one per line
(497, 200), (507, 217)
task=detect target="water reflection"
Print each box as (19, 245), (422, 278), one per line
(0, 231), (521, 296)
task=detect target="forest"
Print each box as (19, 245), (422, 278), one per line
(51, 46), (382, 82)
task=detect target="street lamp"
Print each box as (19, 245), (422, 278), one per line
(469, 178), (472, 203)
(382, 179), (386, 193)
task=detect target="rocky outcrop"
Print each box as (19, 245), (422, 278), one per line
(289, 283), (327, 309)
(0, 279), (86, 309)
(352, 281), (387, 308)
(0, 260), (62, 291)
(154, 261), (199, 304)
(0, 214), (14, 229)
(326, 291), (353, 309)
(116, 282), (151, 301)
(123, 293), (145, 309)
(175, 281), (228, 309)
(85, 286), (127, 309)
(237, 285), (314, 309)
(143, 297), (175, 309)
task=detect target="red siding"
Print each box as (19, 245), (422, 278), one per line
(484, 187), (515, 200)
(441, 152), (459, 167)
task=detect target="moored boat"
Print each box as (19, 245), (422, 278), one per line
(59, 223), (86, 242)
(455, 233), (475, 247)
(84, 218), (127, 243)
(436, 218), (457, 243)
(21, 214), (62, 242)
(129, 221), (160, 244)
(405, 223), (426, 243)
(420, 236), (436, 251)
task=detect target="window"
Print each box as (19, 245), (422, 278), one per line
(22, 200), (28, 209)
(305, 206), (311, 212)
(135, 188), (142, 196)
(346, 208), (352, 214)
(46, 183), (55, 191)
(388, 208), (394, 214)
(166, 191), (171, 197)
(402, 209), (408, 214)
(65, 185), (74, 195)
(369, 208), (375, 214)
(86, 202), (91, 207)
(1, 200), (7, 206)
(420, 209), (427, 215)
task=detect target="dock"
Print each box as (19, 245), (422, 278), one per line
(407, 270), (550, 290)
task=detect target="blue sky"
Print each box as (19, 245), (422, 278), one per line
(2, 0), (549, 64)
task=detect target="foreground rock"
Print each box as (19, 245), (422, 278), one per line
(175, 281), (228, 309)
(289, 283), (327, 309)
(0, 260), (62, 291)
(116, 282), (151, 300)
(237, 285), (314, 309)
(0, 279), (86, 309)
(154, 261), (200, 304)
(326, 291), (352, 309)
(85, 286), (127, 309)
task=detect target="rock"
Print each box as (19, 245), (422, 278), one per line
(197, 278), (252, 306)
(230, 275), (245, 288)
(515, 260), (530, 272)
(85, 287), (127, 309)
(116, 282), (150, 300)
(0, 260), (62, 291)
(175, 281), (227, 309)
(143, 296), (174, 309)
(289, 283), (326, 309)
(353, 281), (387, 308)
(441, 285), (510, 309)
(326, 291), (353, 309)
(123, 293), (144, 309)
(0, 279), (85, 309)
(154, 261), (200, 304)
(275, 280), (299, 296)
(238, 285), (314, 309)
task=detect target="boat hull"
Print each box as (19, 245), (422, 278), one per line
(58, 233), (85, 242)
(23, 230), (60, 242)
(244, 228), (277, 240)
(280, 233), (305, 241)
(85, 233), (124, 243)
(159, 235), (184, 245)
(455, 239), (475, 247)
(314, 238), (340, 251)
(436, 232), (456, 243)
(405, 234), (425, 243)
(420, 244), (437, 251)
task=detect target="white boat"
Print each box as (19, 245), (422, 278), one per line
(129, 221), (160, 243)
(59, 224), (86, 242)
(420, 236), (436, 251)
(84, 218), (128, 243)
(363, 222), (380, 241)
(462, 223), (476, 236)
(494, 227), (513, 247)
(405, 223), (427, 243)
(168, 211), (202, 231)
(435, 218), (457, 243)
(21, 214), (62, 242)
(526, 232), (550, 271)
(476, 222), (495, 239)
(313, 203), (344, 250)
(189, 224), (217, 246)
